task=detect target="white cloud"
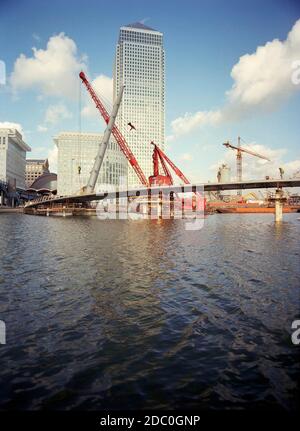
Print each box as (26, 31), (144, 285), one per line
(32, 33), (41, 42)
(180, 153), (193, 161)
(170, 18), (300, 138)
(10, 33), (86, 99)
(37, 125), (48, 132)
(165, 134), (175, 143)
(210, 143), (299, 181)
(36, 103), (72, 131)
(81, 74), (113, 119)
(9, 32), (113, 130)
(0, 121), (24, 136)
(47, 145), (58, 173)
(227, 19), (300, 110)
(44, 103), (72, 125)
(282, 159), (300, 176)
(171, 110), (222, 137)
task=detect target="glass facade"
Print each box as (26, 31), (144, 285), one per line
(55, 132), (127, 196)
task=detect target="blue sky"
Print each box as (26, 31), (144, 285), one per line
(0, 0), (300, 182)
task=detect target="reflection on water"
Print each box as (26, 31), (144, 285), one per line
(0, 213), (299, 410)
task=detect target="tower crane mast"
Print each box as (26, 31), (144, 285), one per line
(223, 137), (270, 195)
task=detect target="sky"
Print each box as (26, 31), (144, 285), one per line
(0, 0), (300, 183)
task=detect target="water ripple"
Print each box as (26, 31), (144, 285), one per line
(0, 213), (299, 410)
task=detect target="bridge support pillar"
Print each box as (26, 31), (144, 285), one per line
(274, 189), (284, 223)
(158, 191), (163, 219)
(181, 197), (185, 219)
(115, 192), (119, 219)
(170, 192), (175, 219)
(147, 189), (152, 217)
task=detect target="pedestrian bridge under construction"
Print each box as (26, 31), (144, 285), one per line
(24, 72), (300, 222)
(24, 178), (300, 210)
(23, 179), (300, 223)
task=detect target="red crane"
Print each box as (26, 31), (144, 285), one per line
(79, 71), (194, 190)
(149, 142), (191, 186)
(79, 71), (148, 186)
(149, 142), (205, 210)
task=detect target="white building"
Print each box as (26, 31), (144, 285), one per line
(217, 164), (231, 183)
(54, 132), (127, 196)
(217, 164), (231, 198)
(0, 128), (31, 189)
(114, 22), (165, 186)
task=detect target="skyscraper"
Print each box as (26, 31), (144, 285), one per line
(114, 22), (165, 186)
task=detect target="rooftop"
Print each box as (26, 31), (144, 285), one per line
(0, 128), (31, 152)
(123, 22), (157, 32)
(27, 172), (57, 192)
(26, 159), (47, 163)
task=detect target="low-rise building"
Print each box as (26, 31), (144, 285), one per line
(0, 128), (31, 189)
(25, 159), (49, 188)
(54, 132), (128, 196)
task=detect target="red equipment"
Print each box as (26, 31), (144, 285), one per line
(79, 72), (197, 194)
(79, 71), (148, 186)
(149, 142), (205, 210)
(149, 142), (190, 186)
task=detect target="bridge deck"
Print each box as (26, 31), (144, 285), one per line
(24, 179), (300, 209)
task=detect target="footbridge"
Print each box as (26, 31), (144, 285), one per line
(24, 178), (300, 209)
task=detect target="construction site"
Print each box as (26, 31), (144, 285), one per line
(206, 139), (300, 214)
(24, 71), (206, 219)
(22, 71), (300, 221)
(2, 3), (300, 419)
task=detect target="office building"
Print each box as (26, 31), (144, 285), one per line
(0, 128), (31, 189)
(54, 132), (127, 196)
(114, 22), (165, 186)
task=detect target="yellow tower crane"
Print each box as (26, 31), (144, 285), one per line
(223, 137), (271, 196)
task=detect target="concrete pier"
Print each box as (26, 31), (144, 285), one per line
(158, 191), (163, 219)
(275, 190), (283, 223)
(170, 192), (175, 218)
(272, 189), (287, 223)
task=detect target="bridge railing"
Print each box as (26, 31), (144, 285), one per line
(24, 193), (58, 207)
